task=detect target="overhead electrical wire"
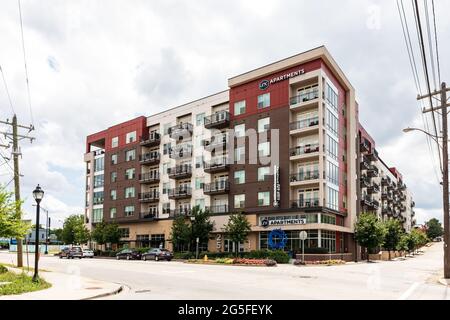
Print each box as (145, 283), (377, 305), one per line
(0, 65), (16, 115)
(431, 0), (441, 85)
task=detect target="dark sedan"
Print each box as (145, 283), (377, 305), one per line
(116, 249), (141, 260)
(141, 248), (173, 261)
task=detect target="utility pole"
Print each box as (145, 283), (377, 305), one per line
(0, 115), (35, 267)
(419, 82), (450, 278)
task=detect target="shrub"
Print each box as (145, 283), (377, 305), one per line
(307, 259), (346, 265)
(293, 259), (306, 266)
(303, 247), (330, 254)
(215, 258), (234, 264)
(0, 264), (8, 274)
(174, 252), (195, 260)
(264, 259), (277, 267)
(246, 250), (290, 263)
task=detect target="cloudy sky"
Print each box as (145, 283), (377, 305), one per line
(0, 0), (449, 228)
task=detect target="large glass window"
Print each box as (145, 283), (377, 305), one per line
(257, 93), (270, 109)
(321, 214), (337, 225)
(94, 157), (104, 172)
(258, 142), (270, 157)
(93, 191), (104, 205)
(92, 208), (103, 223)
(234, 170), (245, 184)
(258, 117), (270, 133)
(260, 230), (319, 251)
(126, 131), (137, 143)
(111, 137), (118, 148)
(125, 149), (136, 161)
(234, 194), (245, 209)
(326, 83), (338, 112)
(119, 228), (130, 238)
(234, 100), (246, 115)
(150, 234), (165, 248)
(326, 134), (338, 161)
(258, 191), (270, 206)
(321, 230), (336, 253)
(125, 187), (135, 198)
(93, 174), (104, 188)
(258, 166), (270, 181)
(326, 161), (339, 185)
(234, 123), (246, 138)
(124, 206), (135, 217)
(326, 187), (339, 211)
(326, 109), (339, 136)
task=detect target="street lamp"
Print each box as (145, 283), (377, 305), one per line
(32, 205), (49, 254)
(402, 127), (443, 147)
(32, 184), (44, 283)
(190, 216), (198, 258)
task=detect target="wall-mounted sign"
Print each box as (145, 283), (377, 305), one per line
(259, 69), (305, 90)
(268, 229), (288, 250)
(259, 80), (270, 90)
(216, 234), (222, 249)
(260, 215), (307, 228)
(273, 165), (280, 207)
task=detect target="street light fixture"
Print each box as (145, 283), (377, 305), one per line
(190, 215), (198, 259)
(403, 127), (443, 147)
(32, 184), (44, 283)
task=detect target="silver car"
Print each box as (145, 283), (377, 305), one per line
(82, 249), (94, 258)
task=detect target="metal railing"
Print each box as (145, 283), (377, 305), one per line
(290, 170), (320, 182)
(289, 117), (319, 131)
(203, 181), (230, 193)
(291, 198), (320, 208)
(290, 144), (320, 157)
(290, 89), (319, 105)
(204, 111), (230, 127)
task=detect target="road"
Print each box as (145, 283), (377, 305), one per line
(0, 243), (448, 299)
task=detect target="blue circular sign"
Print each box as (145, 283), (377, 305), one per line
(259, 80), (269, 90)
(268, 229), (288, 250)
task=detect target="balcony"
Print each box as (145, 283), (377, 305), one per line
(367, 182), (380, 194)
(382, 206), (393, 215)
(381, 192), (392, 200)
(411, 201), (415, 208)
(291, 198), (320, 209)
(289, 89), (319, 109)
(381, 177), (391, 186)
(140, 133), (161, 147)
(360, 141), (370, 152)
(371, 199), (380, 210)
(290, 143), (320, 158)
(367, 152), (377, 162)
(367, 165), (379, 178)
(170, 207), (192, 217)
(290, 170), (320, 184)
(204, 156), (230, 173)
(139, 172), (160, 184)
(360, 174), (370, 188)
(204, 111), (230, 129)
(202, 133), (228, 151)
(168, 164), (192, 179)
(140, 211), (159, 220)
(140, 152), (160, 165)
(139, 191), (159, 203)
(206, 205), (229, 214)
(289, 117), (319, 135)
(360, 195), (372, 206)
(168, 187), (192, 199)
(168, 123), (193, 140)
(203, 181), (230, 195)
(360, 160), (371, 171)
(169, 143), (193, 159)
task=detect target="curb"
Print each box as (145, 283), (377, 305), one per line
(81, 284), (124, 300)
(438, 278), (450, 286)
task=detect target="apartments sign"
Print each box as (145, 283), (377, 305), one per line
(259, 69), (305, 90)
(261, 215), (307, 228)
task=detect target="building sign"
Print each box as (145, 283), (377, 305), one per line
(260, 215), (307, 228)
(268, 229), (288, 249)
(259, 69), (305, 90)
(259, 80), (270, 90)
(216, 234), (222, 249)
(273, 165), (280, 207)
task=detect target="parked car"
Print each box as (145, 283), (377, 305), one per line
(59, 246), (83, 259)
(116, 249), (141, 260)
(141, 248), (173, 261)
(82, 249), (94, 258)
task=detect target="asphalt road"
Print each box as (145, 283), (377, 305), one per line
(0, 243), (448, 300)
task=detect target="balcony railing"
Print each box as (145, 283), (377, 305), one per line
(290, 143), (320, 157)
(289, 117), (319, 131)
(170, 207), (192, 217)
(360, 174), (371, 188)
(139, 172), (160, 184)
(168, 164), (192, 179)
(169, 144), (193, 159)
(204, 156), (230, 173)
(168, 123), (193, 139)
(381, 177), (391, 186)
(289, 89), (319, 106)
(204, 111), (230, 129)
(290, 170), (320, 183)
(206, 205), (229, 214)
(202, 133), (229, 151)
(140, 133), (161, 147)
(140, 152), (160, 165)
(367, 165), (379, 177)
(368, 182), (380, 194)
(291, 198), (320, 208)
(360, 195), (372, 206)
(203, 181), (230, 194)
(360, 141), (370, 152)
(168, 187), (192, 199)
(138, 191), (159, 203)
(140, 211), (159, 220)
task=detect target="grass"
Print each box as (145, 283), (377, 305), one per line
(0, 263), (50, 272)
(0, 265), (51, 296)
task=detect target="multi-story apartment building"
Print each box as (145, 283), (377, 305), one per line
(84, 46), (415, 259)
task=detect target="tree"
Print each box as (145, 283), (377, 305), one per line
(397, 233), (410, 258)
(0, 187), (29, 239)
(354, 212), (385, 262)
(91, 222), (107, 245)
(410, 228), (428, 253)
(190, 206), (214, 253)
(425, 218), (443, 240)
(382, 219), (403, 260)
(170, 215), (191, 252)
(61, 214), (90, 245)
(104, 223), (121, 245)
(222, 212), (252, 257)
(51, 228), (63, 242)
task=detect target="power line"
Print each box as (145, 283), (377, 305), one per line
(424, 0), (438, 91)
(431, 0), (441, 85)
(0, 65), (15, 115)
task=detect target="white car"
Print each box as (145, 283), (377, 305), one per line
(82, 249), (94, 258)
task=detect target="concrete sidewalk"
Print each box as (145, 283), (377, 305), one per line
(0, 267), (123, 300)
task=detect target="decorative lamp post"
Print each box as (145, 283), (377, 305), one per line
(32, 184), (44, 282)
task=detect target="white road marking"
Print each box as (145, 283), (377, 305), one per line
(398, 282), (420, 300)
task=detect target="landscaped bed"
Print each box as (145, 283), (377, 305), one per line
(185, 257), (277, 267)
(0, 264), (51, 296)
(294, 259), (346, 266)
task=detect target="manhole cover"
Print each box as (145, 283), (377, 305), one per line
(135, 289), (151, 293)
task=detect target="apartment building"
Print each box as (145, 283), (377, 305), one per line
(84, 46), (415, 259)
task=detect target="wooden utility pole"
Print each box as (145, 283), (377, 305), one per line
(419, 82), (450, 278)
(0, 115), (34, 267)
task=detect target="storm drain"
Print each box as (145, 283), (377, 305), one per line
(135, 289), (151, 293)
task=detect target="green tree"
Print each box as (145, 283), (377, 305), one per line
(425, 218), (443, 240)
(170, 215), (191, 252)
(91, 222), (107, 245)
(51, 228), (63, 242)
(354, 212), (385, 262)
(0, 188), (29, 239)
(61, 215), (90, 245)
(104, 223), (121, 244)
(222, 212), (252, 257)
(382, 218), (403, 260)
(411, 228), (428, 253)
(190, 206), (214, 253)
(397, 233), (410, 257)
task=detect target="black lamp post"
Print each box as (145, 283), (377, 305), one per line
(190, 215), (195, 256)
(32, 184), (44, 283)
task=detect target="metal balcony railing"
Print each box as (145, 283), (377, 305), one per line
(290, 170), (320, 182)
(289, 117), (319, 131)
(204, 111), (230, 129)
(289, 89), (319, 105)
(290, 143), (320, 157)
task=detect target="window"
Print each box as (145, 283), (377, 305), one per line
(326, 109), (339, 136)
(111, 154), (118, 165)
(321, 230), (336, 253)
(196, 113), (205, 126)
(94, 157), (104, 172)
(258, 167), (270, 181)
(111, 136), (118, 148)
(326, 161), (339, 185)
(110, 189), (117, 200)
(126, 131), (136, 143)
(258, 191), (270, 206)
(234, 100), (246, 115)
(258, 142), (270, 157)
(150, 234), (165, 248)
(110, 208), (116, 219)
(163, 123), (171, 135)
(125, 168), (135, 180)
(234, 194), (245, 209)
(326, 187), (339, 211)
(196, 156), (203, 168)
(163, 182), (170, 194)
(125, 149), (136, 161)
(234, 170), (245, 184)
(321, 214), (336, 225)
(195, 177), (204, 190)
(326, 84), (338, 112)
(326, 135), (338, 161)
(195, 198), (205, 210)
(258, 117), (270, 133)
(235, 146), (245, 162)
(257, 93), (270, 109)
(93, 208), (103, 223)
(163, 143), (172, 155)
(162, 203), (171, 214)
(94, 174), (104, 188)
(119, 228), (130, 238)
(136, 235), (150, 248)
(124, 206), (135, 217)
(111, 171), (117, 183)
(125, 187), (135, 198)
(93, 191), (104, 205)
(234, 123), (245, 138)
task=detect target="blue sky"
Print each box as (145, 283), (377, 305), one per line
(0, 0), (449, 227)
